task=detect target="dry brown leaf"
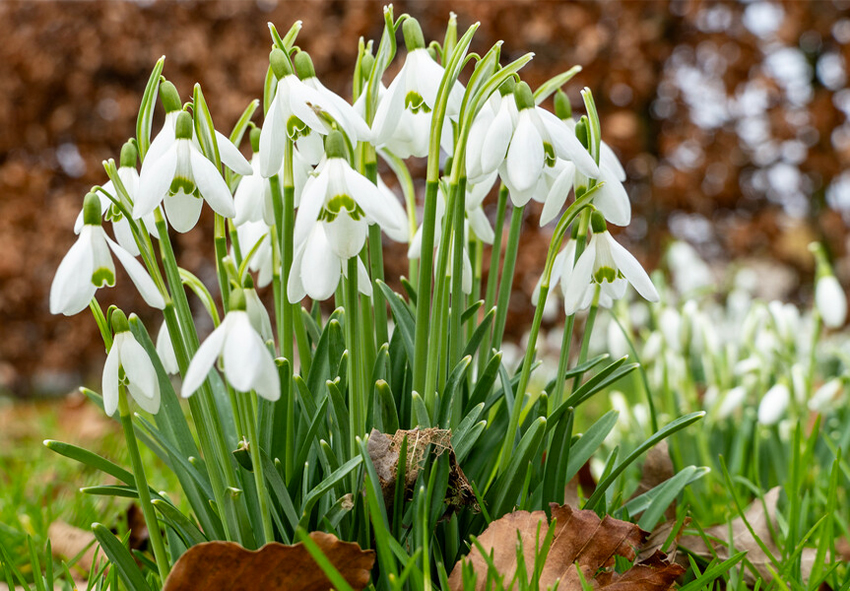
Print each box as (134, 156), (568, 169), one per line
(367, 428), (476, 515)
(448, 503), (685, 590)
(48, 520), (103, 575)
(679, 487), (816, 585)
(161, 533), (375, 591)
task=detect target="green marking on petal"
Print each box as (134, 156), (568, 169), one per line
(92, 267), (115, 288)
(405, 91), (431, 114)
(320, 194), (365, 222)
(170, 176), (196, 195)
(593, 266), (617, 284)
(105, 205), (123, 222)
(286, 115), (309, 140)
(543, 142), (556, 168)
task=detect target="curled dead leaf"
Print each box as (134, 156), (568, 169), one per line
(367, 428), (477, 515)
(162, 532), (375, 591)
(448, 503), (685, 590)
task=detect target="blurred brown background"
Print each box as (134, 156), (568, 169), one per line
(0, 0), (848, 396)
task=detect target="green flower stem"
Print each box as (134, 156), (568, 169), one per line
(550, 314), (575, 412)
(346, 256), (365, 446)
(89, 298), (112, 351)
(154, 210), (241, 540)
(282, 140), (297, 364)
(449, 177), (468, 377)
(269, 174), (285, 354)
(491, 203), (525, 353)
(575, 291), (601, 379)
(214, 214), (231, 313)
(478, 185), (508, 375)
(228, 218), (243, 268)
(412, 180), (441, 398)
(424, 181), (460, 416)
(496, 192), (597, 474)
(246, 391), (274, 544)
(364, 153), (389, 349)
(118, 388), (169, 580)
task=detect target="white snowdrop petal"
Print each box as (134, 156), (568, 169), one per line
(301, 226), (342, 301)
(102, 344), (121, 417)
(287, 243), (308, 303)
(607, 234), (659, 303)
(293, 170), (329, 247)
(539, 164), (575, 226)
(600, 141), (626, 181)
(467, 207), (494, 245)
(145, 113), (178, 167)
(120, 337), (161, 414)
(538, 109), (600, 178)
(135, 145), (178, 219)
(106, 237), (165, 309)
(156, 322), (179, 375)
(593, 166), (631, 226)
(165, 191), (204, 233)
(215, 130), (252, 176)
(182, 322), (228, 398)
(342, 166), (403, 234)
(506, 112), (544, 193)
(371, 75), (406, 146)
(563, 246), (597, 314)
(259, 92), (286, 178)
(222, 314), (267, 394)
(325, 214), (367, 260)
(480, 105), (515, 176)
(356, 257), (373, 297)
(816, 275), (847, 328)
(758, 383), (790, 425)
(50, 232), (96, 316)
(190, 149), (235, 218)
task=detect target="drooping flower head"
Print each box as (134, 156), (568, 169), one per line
(103, 309), (161, 417)
(371, 18), (464, 159)
(562, 211), (659, 314)
(810, 241), (847, 328)
(51, 192), (165, 316)
(288, 131), (405, 302)
(182, 288), (280, 401)
(135, 111), (238, 232)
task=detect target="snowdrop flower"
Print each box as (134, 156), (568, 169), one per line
(666, 241), (712, 295)
(74, 142), (160, 256)
(182, 289), (280, 401)
(143, 80), (252, 183)
(371, 19), (464, 158)
(288, 131), (404, 301)
(376, 175), (411, 244)
(244, 276), (273, 343)
(758, 382), (790, 426)
(234, 129), (275, 226)
(562, 212), (659, 315)
(155, 320), (179, 375)
(810, 241), (847, 328)
(531, 235), (577, 306)
(260, 49), (369, 176)
(716, 385), (747, 420)
(498, 82), (598, 207)
(135, 112), (238, 233)
(103, 310), (161, 417)
(466, 80), (518, 183)
(50, 193), (165, 316)
(809, 378), (844, 412)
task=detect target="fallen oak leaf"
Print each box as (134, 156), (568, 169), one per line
(162, 532), (375, 591)
(448, 503), (684, 590)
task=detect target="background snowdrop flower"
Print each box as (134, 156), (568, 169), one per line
(809, 378), (844, 412)
(234, 129), (274, 226)
(716, 385), (748, 420)
(758, 382), (790, 426)
(371, 19), (464, 158)
(562, 212), (659, 315)
(50, 192), (165, 316)
(288, 131), (403, 302)
(465, 80), (518, 183)
(103, 310), (161, 417)
(235, 220), (274, 288)
(135, 112), (237, 232)
(810, 241), (847, 328)
(182, 289), (280, 401)
(74, 142), (160, 256)
(499, 82), (599, 207)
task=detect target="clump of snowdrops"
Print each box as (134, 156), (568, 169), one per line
(31, 8), (820, 590)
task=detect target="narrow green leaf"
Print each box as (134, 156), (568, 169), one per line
(91, 524), (152, 591)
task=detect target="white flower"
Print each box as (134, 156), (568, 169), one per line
(234, 152), (274, 226)
(155, 320), (179, 375)
(135, 111), (239, 233)
(182, 291), (280, 401)
(758, 382), (790, 426)
(716, 386), (747, 420)
(466, 89), (518, 182)
(371, 21), (464, 159)
(816, 274), (847, 328)
(287, 132), (404, 301)
(562, 214), (659, 315)
(50, 193), (165, 316)
(809, 378), (844, 412)
(497, 83), (599, 207)
(74, 143), (160, 256)
(103, 311), (161, 416)
(260, 50), (369, 176)
(245, 282), (273, 343)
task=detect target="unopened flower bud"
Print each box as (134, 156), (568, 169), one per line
(554, 89), (572, 120)
(119, 141), (138, 169)
(575, 117), (590, 150)
(758, 383), (790, 426)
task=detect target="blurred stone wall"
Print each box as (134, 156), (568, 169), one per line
(0, 0), (847, 395)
